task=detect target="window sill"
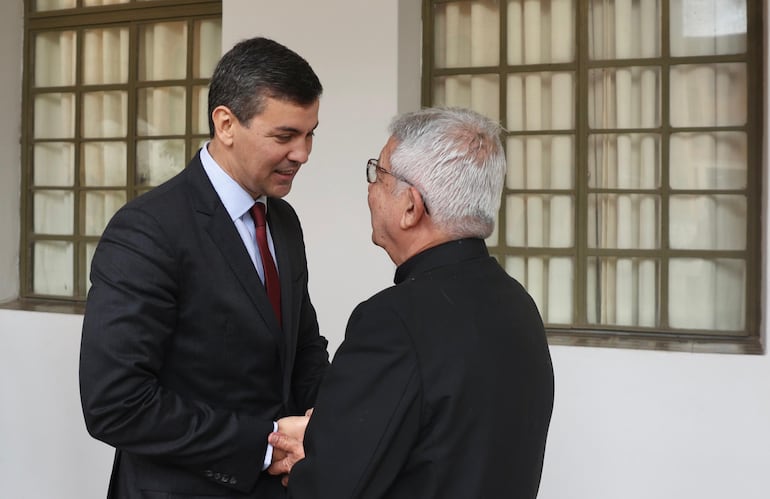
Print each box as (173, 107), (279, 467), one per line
(0, 298), (85, 315)
(547, 329), (765, 355)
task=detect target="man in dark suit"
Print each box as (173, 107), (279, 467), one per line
(268, 107), (555, 498)
(79, 37), (329, 498)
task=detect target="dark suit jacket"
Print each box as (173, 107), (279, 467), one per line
(79, 153), (329, 498)
(288, 238), (554, 499)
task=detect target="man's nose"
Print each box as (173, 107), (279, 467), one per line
(287, 138), (312, 164)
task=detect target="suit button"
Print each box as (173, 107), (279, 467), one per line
(214, 472), (221, 480)
(204, 470), (213, 478)
(221, 474), (230, 482)
(229, 476), (238, 485)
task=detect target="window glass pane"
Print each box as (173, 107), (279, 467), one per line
(33, 0), (76, 13)
(544, 257), (573, 324)
(670, 132), (747, 189)
(588, 194), (660, 249)
(139, 21), (188, 81)
(670, 63), (746, 127)
(34, 93), (74, 142)
(587, 257), (658, 327)
(669, 258), (745, 330)
(194, 19), (222, 78)
(505, 197), (527, 246)
(82, 91), (128, 138)
(507, 72), (573, 131)
(33, 241), (73, 296)
(507, 0), (574, 64)
(82, 142), (127, 186)
(34, 30), (76, 87)
(34, 191), (74, 235)
(506, 256), (574, 324)
(83, 27), (129, 85)
(588, 134), (660, 189)
(433, 74), (499, 121)
(82, 191), (127, 236)
(434, 0), (499, 68)
(34, 143), (75, 186)
(506, 135), (574, 189)
(588, 66), (660, 129)
(505, 194), (573, 248)
(669, 195), (746, 250)
(588, 0), (660, 59)
(136, 139), (185, 186)
(192, 86), (210, 135)
(137, 86), (186, 135)
(34, 93), (76, 139)
(670, 0), (746, 56)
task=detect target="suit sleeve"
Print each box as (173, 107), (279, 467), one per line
(288, 299), (421, 499)
(79, 206), (271, 493)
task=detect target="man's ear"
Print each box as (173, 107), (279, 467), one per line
(211, 105), (236, 146)
(400, 186), (427, 229)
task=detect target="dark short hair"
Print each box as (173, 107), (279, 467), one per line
(207, 37), (323, 137)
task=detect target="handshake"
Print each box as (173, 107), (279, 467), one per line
(268, 409), (313, 486)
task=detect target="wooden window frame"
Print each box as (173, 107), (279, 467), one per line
(421, 0), (764, 354)
(19, 0), (221, 308)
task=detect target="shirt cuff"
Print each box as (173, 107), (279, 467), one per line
(262, 421), (278, 471)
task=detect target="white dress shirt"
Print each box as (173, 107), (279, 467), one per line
(199, 142), (279, 284)
(199, 143), (280, 470)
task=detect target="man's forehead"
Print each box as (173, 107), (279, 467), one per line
(379, 136), (398, 161)
(256, 98), (319, 132)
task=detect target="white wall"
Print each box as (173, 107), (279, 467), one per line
(223, 0), (415, 351)
(0, 311), (114, 498)
(1, 1), (769, 498)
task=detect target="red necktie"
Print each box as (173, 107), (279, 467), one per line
(251, 202), (282, 327)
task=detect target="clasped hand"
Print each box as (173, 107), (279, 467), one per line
(268, 408), (312, 486)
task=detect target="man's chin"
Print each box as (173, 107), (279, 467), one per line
(371, 235), (385, 251)
(268, 183), (294, 199)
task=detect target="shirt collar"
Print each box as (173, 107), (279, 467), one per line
(394, 238), (489, 285)
(200, 142), (266, 220)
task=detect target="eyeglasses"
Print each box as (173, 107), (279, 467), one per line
(365, 158), (430, 214)
(366, 158), (396, 184)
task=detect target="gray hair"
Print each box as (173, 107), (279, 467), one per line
(388, 107), (505, 238)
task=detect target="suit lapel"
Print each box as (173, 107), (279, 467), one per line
(267, 205), (293, 337)
(265, 201), (296, 403)
(186, 157), (286, 351)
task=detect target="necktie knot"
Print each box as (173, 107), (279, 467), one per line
(251, 202), (266, 228)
